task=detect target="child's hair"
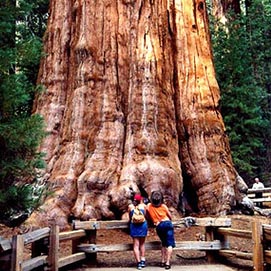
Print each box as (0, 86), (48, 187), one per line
(150, 191), (163, 207)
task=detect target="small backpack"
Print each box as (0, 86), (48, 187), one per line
(131, 206), (145, 224)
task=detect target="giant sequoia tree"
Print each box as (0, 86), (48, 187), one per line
(30, 0), (248, 228)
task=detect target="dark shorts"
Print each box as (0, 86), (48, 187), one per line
(156, 220), (176, 248)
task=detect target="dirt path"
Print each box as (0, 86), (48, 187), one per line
(77, 264), (237, 270)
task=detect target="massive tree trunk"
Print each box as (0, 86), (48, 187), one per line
(30, 0), (247, 228)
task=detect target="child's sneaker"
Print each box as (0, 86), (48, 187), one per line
(140, 260), (146, 268)
(137, 262), (142, 270)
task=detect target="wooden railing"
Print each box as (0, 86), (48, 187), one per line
(1, 217), (231, 271)
(248, 187), (271, 205)
(1, 217), (271, 271)
(1, 221), (87, 271)
(217, 221), (271, 271)
(73, 217), (231, 264)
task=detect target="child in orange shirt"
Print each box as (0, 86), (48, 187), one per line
(146, 191), (175, 270)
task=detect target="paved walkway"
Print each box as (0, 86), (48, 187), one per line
(81, 264), (236, 270)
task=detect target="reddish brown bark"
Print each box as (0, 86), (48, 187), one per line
(30, 0), (247, 228)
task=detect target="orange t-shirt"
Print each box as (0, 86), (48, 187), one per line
(147, 203), (169, 225)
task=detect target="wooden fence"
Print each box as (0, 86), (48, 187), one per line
(217, 221), (271, 271)
(248, 187), (271, 205)
(73, 217), (231, 264)
(5, 220), (86, 271)
(1, 217), (271, 271)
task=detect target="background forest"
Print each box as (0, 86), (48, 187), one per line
(0, 0), (270, 225)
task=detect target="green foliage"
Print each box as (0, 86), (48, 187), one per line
(210, 0), (271, 183)
(0, 0), (48, 225)
(0, 184), (42, 223)
(0, 115), (46, 185)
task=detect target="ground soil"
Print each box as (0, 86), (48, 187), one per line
(1, 213), (271, 271)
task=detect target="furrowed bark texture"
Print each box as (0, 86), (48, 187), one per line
(31, 0), (247, 227)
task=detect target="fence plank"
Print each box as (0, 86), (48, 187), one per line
(21, 255), (47, 271)
(219, 250), (252, 260)
(248, 188), (271, 193)
(23, 228), (50, 245)
(73, 220), (128, 230)
(77, 240), (226, 253)
(192, 217), (231, 227)
(0, 237), (12, 252)
(252, 221), (264, 271)
(59, 229), (86, 241)
(58, 252), (86, 268)
(73, 217), (231, 230)
(251, 198), (271, 203)
(175, 240), (225, 250)
(217, 227), (252, 239)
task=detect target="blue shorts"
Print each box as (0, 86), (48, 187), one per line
(130, 220), (148, 238)
(156, 220), (176, 248)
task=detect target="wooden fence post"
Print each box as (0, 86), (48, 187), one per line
(84, 228), (97, 266)
(80, 220), (98, 266)
(48, 220), (59, 271)
(213, 226), (229, 263)
(252, 221), (264, 271)
(205, 226), (215, 263)
(11, 235), (24, 271)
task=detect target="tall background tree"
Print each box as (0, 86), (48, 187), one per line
(0, 0), (48, 226)
(209, 0), (271, 186)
